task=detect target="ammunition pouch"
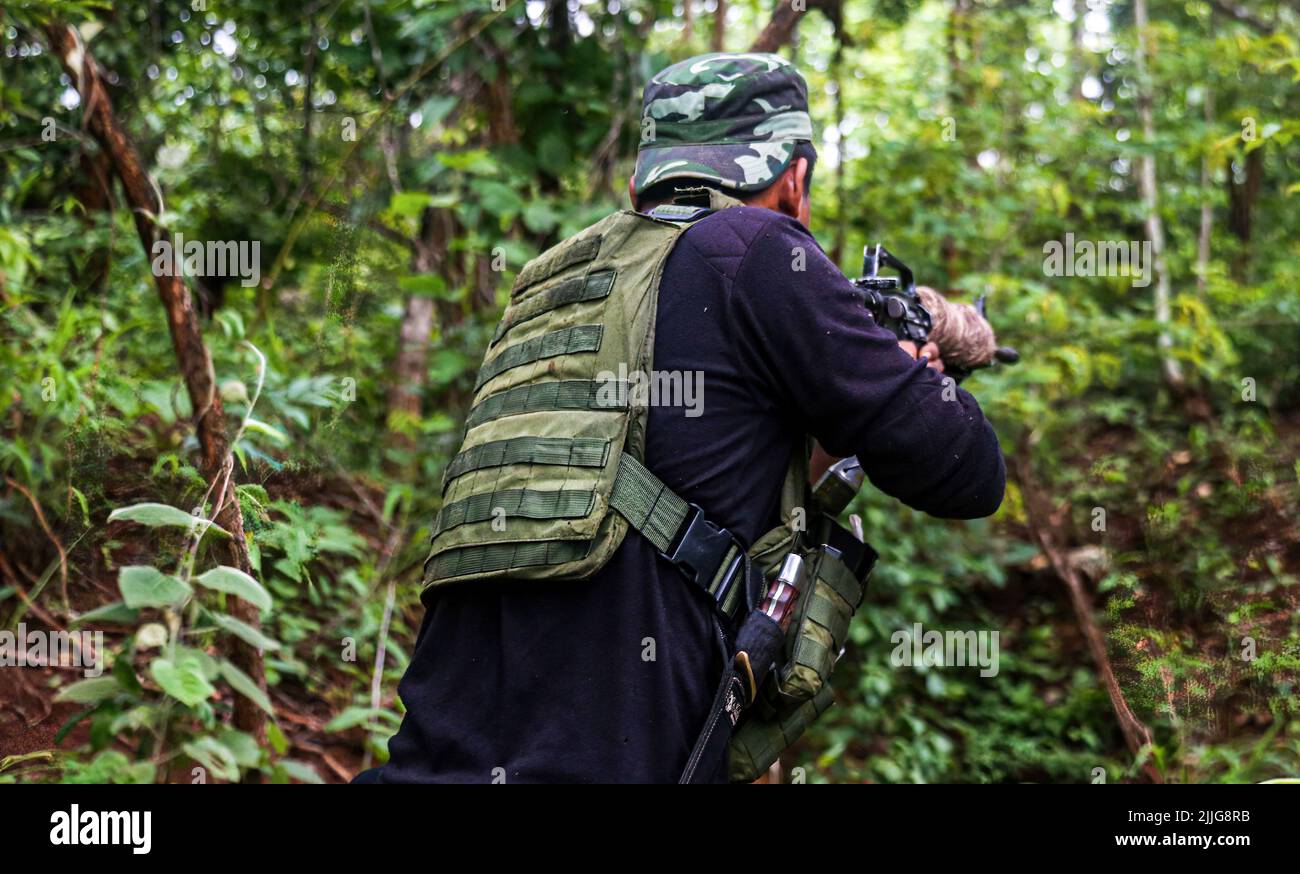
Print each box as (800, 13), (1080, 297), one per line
(728, 512), (876, 782)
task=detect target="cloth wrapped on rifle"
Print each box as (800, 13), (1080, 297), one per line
(916, 286), (998, 371)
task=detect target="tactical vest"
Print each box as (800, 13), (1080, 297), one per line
(422, 189), (876, 782)
(423, 189), (754, 620)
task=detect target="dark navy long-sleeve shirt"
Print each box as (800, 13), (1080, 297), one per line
(368, 205), (1004, 784)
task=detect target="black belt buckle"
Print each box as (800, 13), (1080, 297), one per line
(665, 504), (744, 609)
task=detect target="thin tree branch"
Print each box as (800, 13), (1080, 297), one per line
(5, 478), (69, 613)
(43, 21), (267, 743)
(1206, 0), (1276, 34)
(316, 200), (415, 252)
(1014, 452), (1162, 782)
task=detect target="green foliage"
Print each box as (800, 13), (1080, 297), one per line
(1, 0), (1297, 783)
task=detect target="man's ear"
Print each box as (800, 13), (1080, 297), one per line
(790, 157), (809, 202)
(776, 157), (809, 220)
(628, 177), (638, 209)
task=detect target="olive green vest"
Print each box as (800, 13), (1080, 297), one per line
(423, 189), (752, 601)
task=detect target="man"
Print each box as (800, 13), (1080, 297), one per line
(360, 52), (1004, 784)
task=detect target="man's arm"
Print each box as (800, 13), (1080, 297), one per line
(725, 209), (1005, 520)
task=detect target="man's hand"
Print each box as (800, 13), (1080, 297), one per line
(898, 340), (945, 373)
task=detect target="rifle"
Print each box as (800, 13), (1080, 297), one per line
(812, 244), (1020, 515)
(853, 244), (1019, 382)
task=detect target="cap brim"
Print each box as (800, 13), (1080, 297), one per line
(632, 140), (797, 197)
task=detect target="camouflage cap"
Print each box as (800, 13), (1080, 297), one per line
(633, 52), (813, 196)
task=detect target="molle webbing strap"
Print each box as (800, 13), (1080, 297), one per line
(822, 564), (864, 610)
(610, 454), (746, 618)
(474, 325), (604, 390)
(609, 454), (691, 554)
(426, 539), (591, 580)
(435, 488), (596, 534)
(444, 436), (610, 486)
(464, 379), (626, 430)
(794, 636), (832, 675)
(492, 270), (616, 345)
(727, 683), (835, 783)
(805, 593), (842, 633)
(512, 235), (603, 294)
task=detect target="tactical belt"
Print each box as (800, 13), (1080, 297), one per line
(610, 455), (747, 624)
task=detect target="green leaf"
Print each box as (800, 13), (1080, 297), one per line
(470, 178), (523, 217)
(59, 750), (143, 784)
(113, 657), (144, 696)
(217, 728), (264, 769)
(218, 658), (274, 715)
(429, 348), (469, 386)
(209, 612), (282, 651)
(177, 645), (221, 680)
(437, 149), (497, 175)
(150, 654), (216, 707)
(116, 760), (157, 784)
(277, 759), (325, 784)
(69, 485), (90, 525)
(522, 201), (559, 234)
(388, 191), (436, 218)
(397, 273), (450, 298)
(72, 601), (138, 626)
(419, 95), (457, 128)
(108, 503), (229, 538)
(536, 131), (569, 177)
(325, 706), (400, 732)
(55, 677), (120, 705)
(266, 721), (290, 757)
(242, 418), (290, 447)
(118, 565), (193, 609)
(195, 565), (272, 611)
(182, 736), (241, 782)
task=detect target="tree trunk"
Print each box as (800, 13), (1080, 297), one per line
(751, 0), (844, 53)
(751, 0), (797, 53)
(1071, 0), (1083, 90)
(1132, 0), (1184, 390)
(940, 0), (975, 282)
(485, 47), (519, 147)
(831, 43), (846, 267)
(301, 14), (319, 188)
(548, 0), (572, 49)
(386, 294), (436, 447)
(44, 22), (266, 743)
(946, 0), (972, 113)
(1196, 83), (1215, 294)
(713, 0), (727, 52)
(1226, 147), (1263, 280)
(385, 203), (463, 454)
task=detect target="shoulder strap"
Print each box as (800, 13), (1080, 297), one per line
(610, 455), (747, 622)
